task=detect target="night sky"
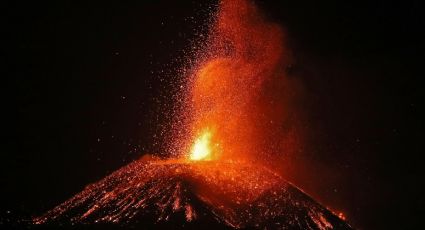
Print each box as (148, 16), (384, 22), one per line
(4, 0), (424, 229)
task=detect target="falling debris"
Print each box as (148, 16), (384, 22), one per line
(34, 0), (351, 229)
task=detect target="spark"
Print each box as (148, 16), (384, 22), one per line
(33, 0), (351, 229)
(34, 158), (352, 229)
(189, 129), (213, 161)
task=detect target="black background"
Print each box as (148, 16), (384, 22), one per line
(4, 0), (424, 229)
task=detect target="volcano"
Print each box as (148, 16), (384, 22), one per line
(34, 0), (353, 229)
(34, 157), (352, 229)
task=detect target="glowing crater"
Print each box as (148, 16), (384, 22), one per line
(189, 130), (213, 161)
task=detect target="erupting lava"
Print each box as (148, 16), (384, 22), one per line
(170, 0), (302, 168)
(34, 0), (352, 229)
(189, 129), (214, 161)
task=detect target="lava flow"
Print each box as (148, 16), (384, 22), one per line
(34, 0), (352, 229)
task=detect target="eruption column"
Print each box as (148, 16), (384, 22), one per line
(34, 1), (352, 229)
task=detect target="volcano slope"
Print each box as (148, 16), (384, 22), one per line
(34, 157), (352, 229)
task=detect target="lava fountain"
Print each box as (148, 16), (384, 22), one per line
(34, 0), (352, 229)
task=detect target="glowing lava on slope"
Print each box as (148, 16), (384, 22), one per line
(34, 0), (352, 229)
(34, 158), (352, 229)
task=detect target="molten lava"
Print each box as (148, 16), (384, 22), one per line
(34, 0), (351, 229)
(34, 157), (352, 229)
(169, 0), (302, 168)
(189, 129), (214, 161)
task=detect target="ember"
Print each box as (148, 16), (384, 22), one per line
(34, 0), (352, 229)
(189, 129), (214, 161)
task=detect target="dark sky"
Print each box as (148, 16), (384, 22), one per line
(4, 0), (424, 229)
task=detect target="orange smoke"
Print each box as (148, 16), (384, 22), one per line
(178, 0), (302, 168)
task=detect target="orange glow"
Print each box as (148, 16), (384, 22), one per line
(338, 212), (347, 221)
(35, 156), (351, 227)
(174, 0), (300, 168)
(189, 129), (213, 161)
(34, 1), (351, 228)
